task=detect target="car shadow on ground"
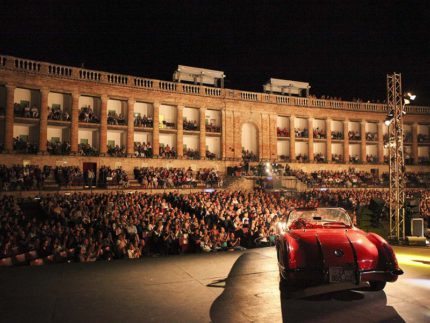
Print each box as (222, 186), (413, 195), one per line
(209, 252), (405, 323)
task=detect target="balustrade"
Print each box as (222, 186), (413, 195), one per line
(107, 74), (128, 85)
(48, 64), (72, 77)
(1, 54), (429, 114)
(14, 58), (40, 72)
(134, 78), (153, 88)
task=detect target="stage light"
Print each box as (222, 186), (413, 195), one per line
(404, 98), (410, 105)
(385, 116), (394, 126)
(407, 92), (416, 100)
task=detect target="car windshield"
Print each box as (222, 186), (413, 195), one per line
(286, 208), (352, 229)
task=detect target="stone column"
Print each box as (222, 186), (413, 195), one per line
(152, 102), (160, 157)
(308, 118), (314, 162)
(221, 110), (226, 159)
(289, 116), (295, 161)
(199, 107), (206, 159)
(233, 111), (242, 160)
(99, 95), (108, 155)
(270, 114), (277, 161)
(343, 120), (349, 163)
(70, 93), (79, 154)
(4, 84), (15, 152)
(177, 105), (184, 158)
(361, 121), (367, 163)
(378, 121), (384, 163)
(38, 88), (49, 154)
(127, 99), (135, 156)
(326, 118), (332, 162)
(412, 122), (418, 165)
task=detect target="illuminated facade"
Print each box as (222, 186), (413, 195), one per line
(0, 54), (430, 173)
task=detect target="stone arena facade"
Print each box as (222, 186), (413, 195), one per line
(0, 54), (430, 174)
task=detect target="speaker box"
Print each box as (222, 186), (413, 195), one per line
(406, 236), (427, 246)
(411, 218), (424, 237)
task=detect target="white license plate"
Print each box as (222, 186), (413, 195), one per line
(329, 267), (354, 283)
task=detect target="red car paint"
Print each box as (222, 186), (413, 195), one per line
(276, 208), (403, 289)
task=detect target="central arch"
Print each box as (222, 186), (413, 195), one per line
(241, 122), (259, 160)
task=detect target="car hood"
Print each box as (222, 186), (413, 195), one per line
(289, 229), (379, 270)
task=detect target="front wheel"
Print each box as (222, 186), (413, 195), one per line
(368, 281), (386, 291)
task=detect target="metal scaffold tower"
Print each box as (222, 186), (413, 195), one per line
(386, 73), (406, 241)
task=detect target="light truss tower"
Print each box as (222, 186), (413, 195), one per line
(387, 73), (406, 241)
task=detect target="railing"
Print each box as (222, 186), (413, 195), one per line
(1, 54), (429, 115)
(159, 81), (177, 92)
(134, 77), (154, 88)
(48, 64), (72, 77)
(14, 58), (41, 72)
(204, 87), (222, 96)
(182, 84), (200, 94)
(107, 74), (128, 85)
(79, 69), (101, 81)
(239, 91), (259, 101)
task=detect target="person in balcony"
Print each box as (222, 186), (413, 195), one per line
(31, 105), (39, 118)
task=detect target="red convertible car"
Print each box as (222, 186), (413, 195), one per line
(276, 208), (403, 294)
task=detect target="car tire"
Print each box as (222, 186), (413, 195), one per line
(368, 281), (386, 291)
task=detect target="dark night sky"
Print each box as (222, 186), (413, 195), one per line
(1, 0), (429, 105)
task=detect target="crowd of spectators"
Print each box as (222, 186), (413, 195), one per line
(314, 153), (326, 163)
(98, 166), (128, 188)
(348, 131), (361, 141)
(107, 145), (127, 157)
(14, 103), (39, 118)
(366, 132), (378, 141)
(206, 122), (221, 133)
(196, 168), (222, 187)
(79, 106), (99, 123)
(332, 154), (343, 163)
(47, 141), (71, 155)
(349, 155), (360, 163)
(134, 142), (153, 158)
(53, 166), (83, 187)
(134, 115), (153, 128)
(277, 127), (290, 137)
(107, 111), (126, 125)
(184, 148), (200, 160)
(366, 154), (378, 164)
(134, 167), (197, 189)
(183, 119), (198, 131)
(331, 131), (343, 140)
(242, 149), (258, 162)
(313, 128), (326, 139)
(48, 106), (70, 121)
(284, 167), (384, 188)
(295, 153), (308, 162)
(206, 150), (217, 160)
(295, 128), (308, 138)
(159, 145), (176, 159)
(13, 137), (38, 154)
(0, 165), (45, 191)
(78, 143), (99, 156)
(1, 187), (428, 266)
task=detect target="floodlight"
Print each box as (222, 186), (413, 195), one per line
(385, 116), (394, 126)
(407, 92), (416, 100)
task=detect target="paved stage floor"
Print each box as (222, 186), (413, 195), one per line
(0, 246), (429, 323)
